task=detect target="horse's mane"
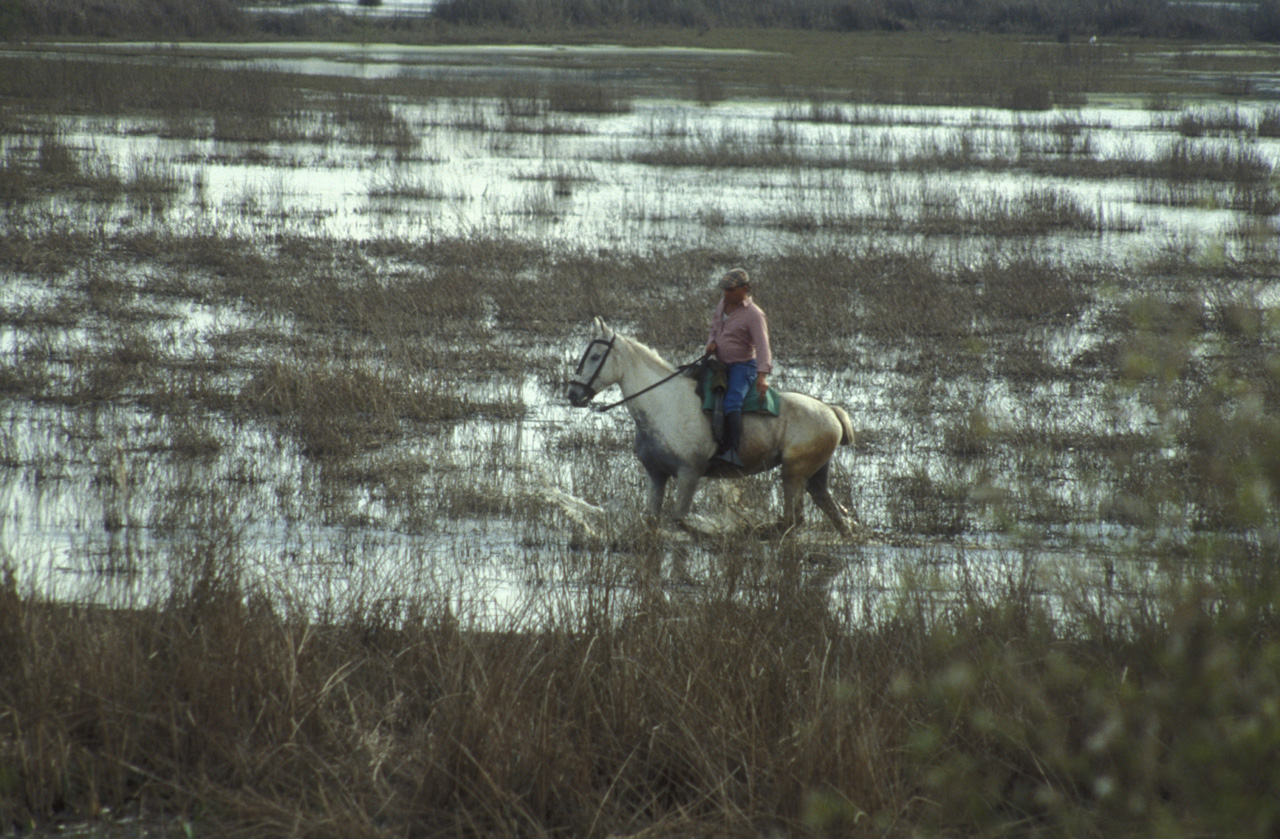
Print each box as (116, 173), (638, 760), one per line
(618, 332), (676, 372)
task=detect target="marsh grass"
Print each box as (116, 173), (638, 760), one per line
(0, 57), (294, 121)
(623, 121), (1276, 201)
(6, 536), (1278, 837)
(931, 187), (1110, 235)
(501, 113), (591, 135)
(498, 78), (544, 118)
(1, 136), (186, 217)
(514, 163), (594, 198)
(1158, 105), (1256, 137)
(367, 169), (453, 200)
(546, 79), (632, 115)
(770, 185), (1130, 237)
(321, 94), (418, 149)
(240, 359), (523, 457)
(0, 134), (120, 202)
(1259, 106), (1280, 137)
(1137, 142), (1280, 214)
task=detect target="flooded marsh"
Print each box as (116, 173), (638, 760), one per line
(3, 28), (1280, 837)
(2, 37), (1280, 618)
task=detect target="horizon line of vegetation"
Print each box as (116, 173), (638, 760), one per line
(3, 0), (1279, 42)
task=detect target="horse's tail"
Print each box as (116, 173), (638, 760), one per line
(829, 404), (855, 447)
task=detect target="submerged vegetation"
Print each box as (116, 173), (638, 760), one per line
(1, 20), (1280, 839)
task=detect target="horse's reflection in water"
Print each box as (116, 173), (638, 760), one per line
(567, 317), (855, 537)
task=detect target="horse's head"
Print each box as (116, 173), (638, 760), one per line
(567, 317), (619, 408)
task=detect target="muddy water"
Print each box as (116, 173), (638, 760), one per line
(2, 42), (1278, 623)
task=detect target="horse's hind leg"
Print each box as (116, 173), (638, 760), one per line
(671, 467), (701, 520)
(806, 461), (852, 537)
(780, 466), (808, 532)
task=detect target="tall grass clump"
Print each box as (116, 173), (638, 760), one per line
(630, 125), (811, 169)
(320, 94), (418, 150)
(1259, 106), (1280, 138)
(546, 79), (631, 115)
(1142, 140), (1278, 215)
(1168, 105), (1254, 137)
(877, 291), (1280, 836)
(1155, 140), (1273, 186)
(239, 356), (523, 459)
(0, 134), (126, 203)
(892, 575), (1280, 837)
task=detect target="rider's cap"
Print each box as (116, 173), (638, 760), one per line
(718, 268), (750, 290)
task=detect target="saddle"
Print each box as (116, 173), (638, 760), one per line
(693, 358), (780, 445)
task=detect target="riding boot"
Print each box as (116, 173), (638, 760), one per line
(714, 411), (745, 468)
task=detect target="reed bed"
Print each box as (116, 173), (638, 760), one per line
(4, 541), (1279, 837)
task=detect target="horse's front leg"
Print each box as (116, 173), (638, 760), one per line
(645, 468), (669, 519)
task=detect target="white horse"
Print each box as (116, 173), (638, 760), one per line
(566, 317), (855, 535)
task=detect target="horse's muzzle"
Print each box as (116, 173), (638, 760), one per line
(566, 382), (594, 408)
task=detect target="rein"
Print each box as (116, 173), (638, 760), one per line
(583, 342), (711, 414)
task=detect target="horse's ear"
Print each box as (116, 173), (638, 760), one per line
(593, 316), (611, 337)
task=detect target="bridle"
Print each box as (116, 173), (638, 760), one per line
(572, 336), (616, 398)
(571, 334), (710, 413)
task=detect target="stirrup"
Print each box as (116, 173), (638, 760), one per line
(713, 449), (744, 468)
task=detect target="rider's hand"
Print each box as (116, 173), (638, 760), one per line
(705, 341), (716, 354)
(756, 375), (768, 396)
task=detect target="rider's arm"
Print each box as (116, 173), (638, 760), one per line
(751, 309), (772, 374)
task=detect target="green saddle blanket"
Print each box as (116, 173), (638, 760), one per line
(700, 366), (780, 416)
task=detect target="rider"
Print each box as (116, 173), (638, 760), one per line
(705, 268), (771, 468)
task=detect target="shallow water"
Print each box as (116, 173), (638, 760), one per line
(3, 42), (1278, 624)
(10, 41), (1278, 256)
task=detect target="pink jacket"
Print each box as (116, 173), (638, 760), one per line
(708, 297), (772, 374)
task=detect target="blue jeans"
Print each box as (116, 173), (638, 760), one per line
(722, 359), (757, 414)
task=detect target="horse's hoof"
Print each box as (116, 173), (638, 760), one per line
(753, 520), (795, 540)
